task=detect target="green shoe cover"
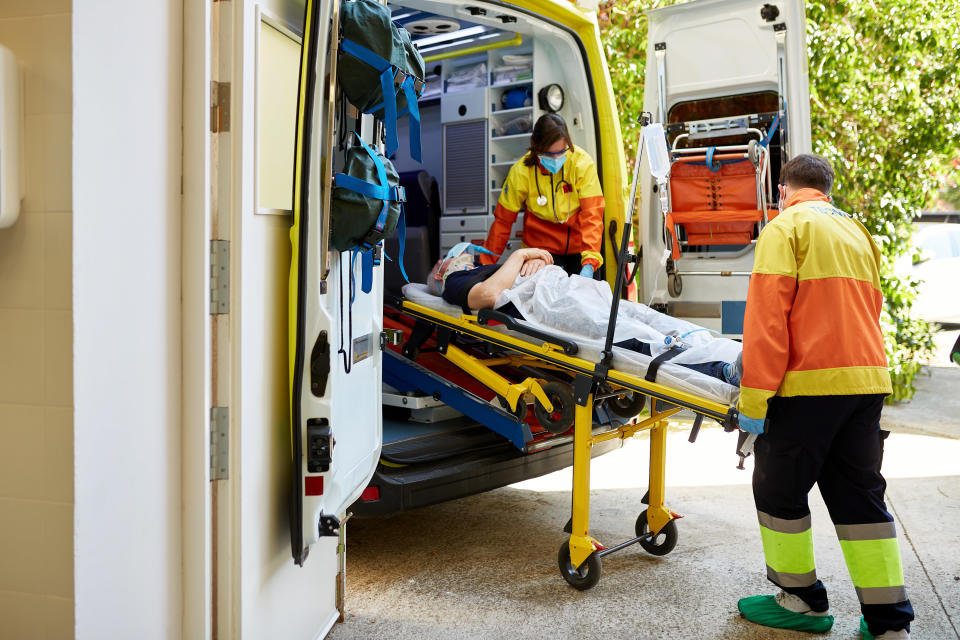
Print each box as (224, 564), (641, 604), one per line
(860, 616), (875, 640)
(738, 595), (835, 633)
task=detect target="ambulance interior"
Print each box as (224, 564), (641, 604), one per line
(378, 0), (599, 292)
(356, 1), (615, 516)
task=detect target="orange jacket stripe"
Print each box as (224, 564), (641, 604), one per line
(788, 278), (887, 371)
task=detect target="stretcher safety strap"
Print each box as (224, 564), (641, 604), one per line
(644, 346), (684, 382)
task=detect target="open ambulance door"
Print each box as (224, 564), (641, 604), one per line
(638, 0), (811, 336)
(288, 0), (383, 565)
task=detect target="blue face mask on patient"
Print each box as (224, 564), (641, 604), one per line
(538, 154), (567, 174)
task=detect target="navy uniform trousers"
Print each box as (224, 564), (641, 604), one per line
(753, 394), (915, 636)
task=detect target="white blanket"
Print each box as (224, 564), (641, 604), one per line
(403, 266), (741, 406)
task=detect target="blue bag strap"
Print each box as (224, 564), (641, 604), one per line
(361, 248), (374, 294)
(396, 203), (409, 282)
(353, 131), (388, 188)
(340, 39), (399, 157)
(340, 38), (390, 73)
(760, 112), (781, 148)
(401, 75), (421, 162)
(333, 173), (392, 201)
(379, 68), (399, 158)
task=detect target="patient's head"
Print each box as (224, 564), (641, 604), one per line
(427, 253), (476, 296)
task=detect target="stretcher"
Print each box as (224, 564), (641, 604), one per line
(381, 116), (743, 590)
(387, 290), (739, 589)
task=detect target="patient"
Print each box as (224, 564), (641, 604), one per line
(425, 244), (742, 386)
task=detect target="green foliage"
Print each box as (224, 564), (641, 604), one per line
(599, 0), (959, 400)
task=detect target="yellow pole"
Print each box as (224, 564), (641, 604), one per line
(647, 414), (673, 534)
(568, 393), (596, 568)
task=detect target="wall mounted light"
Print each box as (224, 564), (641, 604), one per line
(538, 83), (564, 113)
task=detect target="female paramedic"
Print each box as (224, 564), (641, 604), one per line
(479, 114), (605, 278)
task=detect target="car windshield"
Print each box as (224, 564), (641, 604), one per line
(918, 225), (960, 260)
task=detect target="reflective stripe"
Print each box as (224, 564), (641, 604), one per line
(839, 538), (904, 589)
(856, 586), (908, 605)
(767, 565), (818, 588)
(836, 522), (897, 541)
(758, 511), (812, 534)
(759, 524), (815, 575)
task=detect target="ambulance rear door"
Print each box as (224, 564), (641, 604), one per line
(639, 0), (811, 336)
(288, 0), (383, 565)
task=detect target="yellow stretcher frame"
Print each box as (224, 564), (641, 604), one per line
(398, 299), (736, 589)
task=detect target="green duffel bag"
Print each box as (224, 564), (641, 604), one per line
(331, 133), (406, 258)
(338, 0), (425, 161)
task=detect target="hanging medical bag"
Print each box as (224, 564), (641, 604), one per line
(338, 0), (425, 162)
(332, 133), (407, 255)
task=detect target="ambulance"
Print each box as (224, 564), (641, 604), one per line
(288, 0), (810, 563)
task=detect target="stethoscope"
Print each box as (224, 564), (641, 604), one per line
(534, 164), (574, 222)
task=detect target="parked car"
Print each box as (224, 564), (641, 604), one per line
(896, 222), (960, 326)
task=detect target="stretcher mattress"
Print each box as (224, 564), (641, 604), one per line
(402, 266), (741, 406)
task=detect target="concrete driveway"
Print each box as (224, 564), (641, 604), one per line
(332, 331), (960, 640)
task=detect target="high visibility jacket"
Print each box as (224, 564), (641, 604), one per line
(480, 147), (605, 267)
(737, 188), (892, 420)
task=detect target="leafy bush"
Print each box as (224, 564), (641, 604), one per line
(599, 0), (958, 400)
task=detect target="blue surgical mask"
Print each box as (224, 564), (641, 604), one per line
(444, 241), (499, 261)
(539, 154), (567, 174)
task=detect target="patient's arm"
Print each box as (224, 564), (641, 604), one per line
(467, 249), (553, 309)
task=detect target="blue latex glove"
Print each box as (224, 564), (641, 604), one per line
(579, 264), (595, 279)
(738, 414), (766, 434)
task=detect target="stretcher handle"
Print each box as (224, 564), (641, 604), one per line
(476, 309), (579, 356)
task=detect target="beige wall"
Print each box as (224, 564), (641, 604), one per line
(0, 1), (74, 638)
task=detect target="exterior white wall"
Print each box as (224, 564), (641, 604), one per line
(72, 1), (183, 638)
(0, 2), (74, 636)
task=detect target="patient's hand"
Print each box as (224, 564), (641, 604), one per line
(514, 248), (553, 264)
(520, 258), (547, 277)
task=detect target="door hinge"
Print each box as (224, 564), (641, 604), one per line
(210, 81), (231, 133)
(210, 239), (229, 314)
(210, 406), (229, 480)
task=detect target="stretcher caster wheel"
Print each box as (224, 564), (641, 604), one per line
(534, 382), (575, 434)
(635, 509), (678, 556)
(667, 272), (682, 298)
(498, 396), (528, 423)
(557, 542), (602, 590)
(606, 391), (646, 419)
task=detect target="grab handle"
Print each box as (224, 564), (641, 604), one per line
(476, 309), (579, 356)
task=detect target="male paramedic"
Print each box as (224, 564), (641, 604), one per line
(736, 154), (914, 639)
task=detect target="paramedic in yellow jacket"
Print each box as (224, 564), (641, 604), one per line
(735, 155), (914, 639)
(479, 114), (605, 278)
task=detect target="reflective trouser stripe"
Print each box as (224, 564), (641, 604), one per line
(758, 511), (816, 586)
(856, 586), (908, 605)
(836, 522), (905, 603)
(767, 565), (818, 588)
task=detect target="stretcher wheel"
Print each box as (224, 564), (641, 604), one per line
(557, 541), (602, 590)
(635, 509), (678, 556)
(606, 391), (646, 419)
(498, 396), (528, 422)
(534, 382), (575, 434)
(667, 272), (682, 298)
